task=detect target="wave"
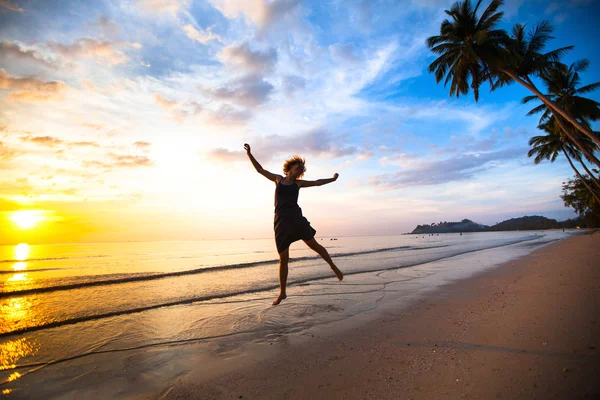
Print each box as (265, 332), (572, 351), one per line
(0, 235), (544, 338)
(0, 245), (444, 299)
(0, 268), (64, 275)
(0, 255), (108, 264)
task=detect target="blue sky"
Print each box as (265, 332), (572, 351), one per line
(0, 0), (599, 243)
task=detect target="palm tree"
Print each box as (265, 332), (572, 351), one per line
(528, 120), (600, 203)
(426, 0), (508, 102)
(522, 59), (600, 168)
(426, 0), (600, 147)
(534, 119), (600, 191)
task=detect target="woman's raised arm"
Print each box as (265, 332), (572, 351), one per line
(245, 143), (281, 183)
(297, 173), (339, 188)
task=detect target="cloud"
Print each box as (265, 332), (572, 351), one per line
(85, 15), (120, 38)
(182, 24), (221, 44)
(20, 135), (64, 147)
(370, 148), (528, 188)
(47, 38), (139, 66)
(219, 43), (277, 73)
(136, 0), (189, 15)
(0, 41), (56, 69)
(208, 128), (358, 163)
(203, 104), (252, 125)
(502, 0), (525, 19)
(554, 13), (567, 23)
(70, 141), (101, 148)
(0, 69), (67, 102)
(206, 148), (247, 162)
(208, 0), (301, 28)
(281, 74), (305, 96)
(134, 141), (152, 149)
(153, 93), (202, 120)
(329, 43), (363, 64)
(153, 93), (178, 110)
(545, 2), (560, 14)
(199, 74), (274, 108)
(0, 0), (23, 12)
(84, 153), (153, 169)
(0, 141), (18, 160)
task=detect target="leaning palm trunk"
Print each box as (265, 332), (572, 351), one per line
(562, 147), (600, 205)
(571, 146), (600, 192)
(548, 110), (600, 170)
(500, 68), (600, 148)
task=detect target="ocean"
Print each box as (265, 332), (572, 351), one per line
(0, 230), (577, 396)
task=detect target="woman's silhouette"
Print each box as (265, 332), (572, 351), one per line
(244, 144), (344, 305)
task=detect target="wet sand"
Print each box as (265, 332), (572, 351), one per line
(166, 233), (600, 399)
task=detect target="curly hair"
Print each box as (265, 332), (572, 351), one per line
(282, 156), (306, 178)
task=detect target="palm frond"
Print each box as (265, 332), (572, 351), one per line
(522, 95), (538, 104)
(576, 82), (600, 94)
(527, 103), (547, 116)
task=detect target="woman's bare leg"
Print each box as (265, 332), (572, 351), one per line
(273, 248), (289, 305)
(303, 238), (343, 280)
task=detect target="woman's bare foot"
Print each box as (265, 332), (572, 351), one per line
(332, 267), (344, 281)
(272, 293), (287, 305)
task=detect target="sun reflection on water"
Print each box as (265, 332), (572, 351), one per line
(0, 337), (38, 371)
(12, 262), (27, 271)
(15, 243), (29, 261)
(6, 274), (27, 282)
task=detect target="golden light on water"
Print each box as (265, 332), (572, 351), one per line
(10, 211), (45, 229)
(7, 274), (27, 282)
(6, 372), (22, 382)
(0, 297), (33, 333)
(15, 243), (30, 261)
(0, 338), (38, 371)
(12, 262), (27, 271)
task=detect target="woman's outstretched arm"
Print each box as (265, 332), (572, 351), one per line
(244, 143), (281, 183)
(297, 173), (339, 188)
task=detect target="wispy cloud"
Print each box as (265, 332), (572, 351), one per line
(85, 15), (120, 38)
(152, 93), (202, 120)
(0, 0), (23, 12)
(47, 38), (140, 66)
(0, 41), (56, 70)
(199, 74), (274, 108)
(135, 0), (190, 16)
(20, 135), (64, 147)
(370, 147), (529, 188)
(0, 69), (67, 102)
(183, 24), (221, 44)
(218, 43), (277, 72)
(83, 153), (153, 169)
(207, 128), (358, 163)
(207, 0), (301, 28)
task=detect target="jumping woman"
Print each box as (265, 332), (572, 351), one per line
(244, 143), (344, 305)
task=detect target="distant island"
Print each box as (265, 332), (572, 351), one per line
(410, 216), (582, 234)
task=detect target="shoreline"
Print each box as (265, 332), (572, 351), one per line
(165, 233), (600, 399)
(2, 232), (596, 399)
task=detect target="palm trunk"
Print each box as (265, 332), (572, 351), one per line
(550, 110), (600, 170)
(562, 147), (600, 205)
(501, 68), (600, 148)
(571, 147), (600, 192)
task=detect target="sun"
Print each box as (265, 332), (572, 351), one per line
(10, 211), (45, 229)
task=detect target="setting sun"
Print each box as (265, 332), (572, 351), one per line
(10, 211), (45, 229)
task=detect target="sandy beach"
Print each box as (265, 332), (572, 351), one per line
(164, 233), (600, 400)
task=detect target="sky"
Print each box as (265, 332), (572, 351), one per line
(0, 0), (599, 245)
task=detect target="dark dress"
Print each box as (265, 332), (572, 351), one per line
(274, 177), (316, 253)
